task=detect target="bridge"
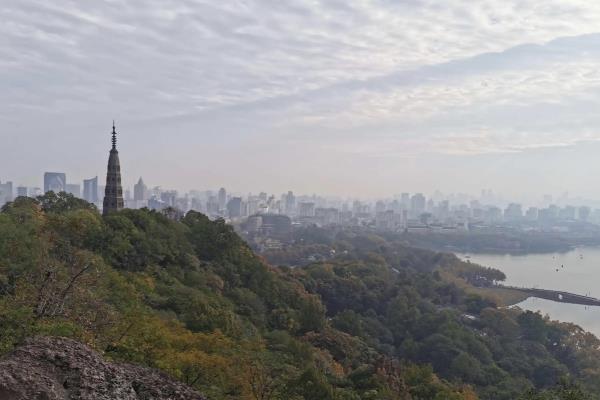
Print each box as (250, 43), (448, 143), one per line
(500, 285), (600, 306)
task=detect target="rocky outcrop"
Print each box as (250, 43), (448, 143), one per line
(0, 336), (207, 400)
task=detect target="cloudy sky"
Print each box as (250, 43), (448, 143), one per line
(3, 0), (600, 201)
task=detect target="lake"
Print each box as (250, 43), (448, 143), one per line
(457, 247), (600, 337)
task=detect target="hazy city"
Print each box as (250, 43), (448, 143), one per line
(4, 1), (600, 399)
(3, 168), (600, 249)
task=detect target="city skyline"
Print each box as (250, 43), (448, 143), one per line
(5, 2), (600, 198)
(2, 165), (599, 210)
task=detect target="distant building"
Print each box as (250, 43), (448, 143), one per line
(578, 206), (591, 221)
(315, 207), (340, 225)
(525, 207), (538, 221)
(175, 196), (190, 212)
(401, 193), (410, 210)
(0, 181), (13, 205)
(83, 177), (98, 204)
(559, 206), (576, 221)
(44, 172), (66, 194)
(148, 196), (166, 211)
(504, 203), (523, 221)
(161, 191), (177, 208)
(102, 122), (124, 215)
(298, 202), (315, 217)
(191, 198), (204, 212)
(66, 184), (81, 198)
(410, 193), (426, 217)
(16, 186), (28, 198)
(258, 214), (292, 239)
(284, 191), (296, 215)
(134, 177), (147, 202)
(218, 188), (227, 211)
(227, 197), (243, 218)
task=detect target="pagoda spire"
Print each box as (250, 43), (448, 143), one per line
(112, 120), (117, 149)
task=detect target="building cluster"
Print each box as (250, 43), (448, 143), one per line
(1, 124), (599, 241)
(2, 177), (600, 233)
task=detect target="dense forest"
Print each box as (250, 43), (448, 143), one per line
(0, 193), (599, 399)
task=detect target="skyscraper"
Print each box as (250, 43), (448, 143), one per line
(102, 122), (124, 215)
(410, 193), (426, 217)
(285, 191), (296, 215)
(16, 186), (28, 198)
(0, 181), (13, 206)
(44, 172), (66, 193)
(227, 197), (243, 218)
(134, 177), (147, 201)
(218, 187), (227, 210)
(83, 177), (98, 204)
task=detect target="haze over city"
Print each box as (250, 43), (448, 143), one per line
(5, 1), (600, 199)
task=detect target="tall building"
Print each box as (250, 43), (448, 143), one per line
(66, 184), (81, 198)
(401, 193), (410, 210)
(44, 172), (66, 193)
(218, 187), (227, 210)
(161, 190), (177, 207)
(102, 122), (124, 215)
(410, 193), (426, 216)
(16, 186), (28, 198)
(0, 181), (13, 205)
(504, 203), (523, 221)
(298, 202), (315, 217)
(578, 206), (591, 221)
(134, 177), (147, 201)
(285, 191), (296, 215)
(83, 177), (98, 204)
(227, 197), (243, 218)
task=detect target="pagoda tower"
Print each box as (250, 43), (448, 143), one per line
(102, 122), (124, 215)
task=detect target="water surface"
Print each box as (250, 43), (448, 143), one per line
(457, 247), (600, 337)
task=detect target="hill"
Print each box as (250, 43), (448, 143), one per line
(0, 192), (599, 399)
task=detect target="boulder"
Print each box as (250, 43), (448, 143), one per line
(0, 336), (207, 400)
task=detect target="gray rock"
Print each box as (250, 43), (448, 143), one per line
(0, 336), (207, 400)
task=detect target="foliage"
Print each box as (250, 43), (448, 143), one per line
(0, 195), (599, 399)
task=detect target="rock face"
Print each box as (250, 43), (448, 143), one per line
(0, 336), (207, 400)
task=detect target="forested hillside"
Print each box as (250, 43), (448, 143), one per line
(0, 193), (598, 399)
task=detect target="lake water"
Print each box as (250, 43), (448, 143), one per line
(457, 247), (600, 337)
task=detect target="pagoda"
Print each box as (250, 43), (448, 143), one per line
(102, 122), (124, 215)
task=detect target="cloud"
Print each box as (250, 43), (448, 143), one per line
(3, 0), (600, 195)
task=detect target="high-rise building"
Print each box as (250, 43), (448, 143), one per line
(298, 202), (315, 217)
(206, 196), (219, 216)
(218, 188), (227, 210)
(525, 207), (538, 221)
(66, 184), (81, 198)
(401, 193), (410, 210)
(0, 181), (13, 205)
(134, 177), (147, 201)
(102, 122), (124, 215)
(504, 203), (523, 221)
(161, 191), (177, 207)
(44, 172), (66, 193)
(285, 191), (296, 215)
(83, 177), (98, 204)
(16, 186), (28, 198)
(578, 206), (591, 221)
(227, 197), (243, 218)
(410, 193), (426, 216)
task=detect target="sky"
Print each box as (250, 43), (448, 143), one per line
(3, 0), (600, 201)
